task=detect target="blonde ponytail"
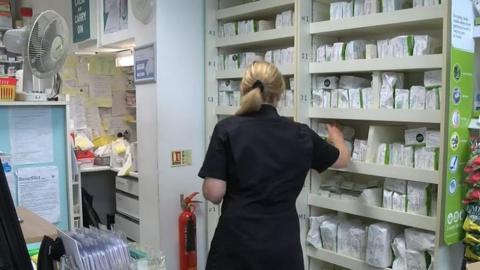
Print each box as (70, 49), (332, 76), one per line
(236, 88), (263, 115)
(236, 61), (285, 116)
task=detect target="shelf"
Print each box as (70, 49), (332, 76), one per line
(0, 101), (67, 106)
(216, 106), (294, 118)
(217, 0), (294, 21)
(306, 246), (391, 270)
(0, 60), (22, 64)
(330, 161), (439, 184)
(309, 54), (443, 74)
(310, 6), (443, 37)
(80, 166), (111, 173)
(111, 167), (139, 179)
(216, 27), (294, 49)
(216, 64), (295, 79)
(308, 194), (436, 231)
(309, 108), (441, 124)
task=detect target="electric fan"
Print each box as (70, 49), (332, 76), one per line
(3, 10), (70, 101)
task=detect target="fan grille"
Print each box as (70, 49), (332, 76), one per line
(27, 10), (70, 78)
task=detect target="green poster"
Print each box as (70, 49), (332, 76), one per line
(72, 0), (90, 43)
(444, 0), (475, 245)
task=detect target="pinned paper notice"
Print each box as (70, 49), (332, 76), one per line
(17, 166), (60, 223)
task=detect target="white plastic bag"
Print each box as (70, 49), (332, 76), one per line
(366, 222), (400, 268)
(352, 139), (368, 161)
(409, 86), (426, 110)
(338, 89), (350, 109)
(395, 89), (410, 109)
(424, 70), (442, 88)
(349, 88), (362, 109)
(346, 40), (367, 60)
(320, 218), (340, 251)
(406, 250), (427, 270)
(307, 215), (334, 249)
(405, 228), (435, 252)
(317, 76), (339, 90)
(392, 234), (407, 270)
(339, 76), (371, 89)
(407, 181), (431, 215)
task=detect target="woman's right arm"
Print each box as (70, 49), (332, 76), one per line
(327, 123), (350, 169)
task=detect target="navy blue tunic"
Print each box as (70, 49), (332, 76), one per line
(199, 105), (339, 270)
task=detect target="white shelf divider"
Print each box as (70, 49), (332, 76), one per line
(309, 55), (443, 74)
(216, 27), (295, 49)
(217, 0), (295, 20)
(308, 194), (436, 231)
(310, 6), (443, 37)
(330, 161), (439, 184)
(216, 64), (295, 79)
(309, 108), (441, 123)
(306, 246), (391, 270)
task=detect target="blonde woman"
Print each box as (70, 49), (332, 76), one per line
(199, 61), (350, 270)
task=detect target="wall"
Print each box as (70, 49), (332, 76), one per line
(32, 1), (206, 267)
(155, 0), (206, 269)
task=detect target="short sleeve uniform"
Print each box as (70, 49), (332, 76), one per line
(199, 105), (339, 270)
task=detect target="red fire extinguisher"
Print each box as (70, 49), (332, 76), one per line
(179, 192), (200, 270)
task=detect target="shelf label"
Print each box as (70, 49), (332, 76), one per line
(444, 0), (475, 245)
(72, 0), (91, 43)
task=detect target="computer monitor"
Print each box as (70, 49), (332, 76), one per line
(0, 158), (32, 270)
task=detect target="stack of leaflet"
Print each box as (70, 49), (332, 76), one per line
(264, 47), (295, 66)
(59, 228), (130, 270)
(275, 10), (294, 28)
(315, 35), (440, 63)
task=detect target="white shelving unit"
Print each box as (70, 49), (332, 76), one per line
(205, 1), (461, 269)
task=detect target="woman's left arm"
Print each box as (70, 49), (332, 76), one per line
(203, 178), (226, 204)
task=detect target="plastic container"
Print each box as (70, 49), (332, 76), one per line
(0, 77), (16, 101)
(20, 7), (33, 26)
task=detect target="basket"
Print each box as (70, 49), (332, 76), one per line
(0, 77), (16, 101)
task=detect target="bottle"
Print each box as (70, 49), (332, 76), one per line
(20, 8), (33, 26)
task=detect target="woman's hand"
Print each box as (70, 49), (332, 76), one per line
(327, 122), (344, 144)
(327, 122), (351, 169)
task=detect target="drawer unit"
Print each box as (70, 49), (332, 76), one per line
(116, 192), (139, 219)
(115, 213), (140, 242)
(116, 176), (139, 196)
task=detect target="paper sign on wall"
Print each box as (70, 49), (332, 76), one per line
(17, 166), (60, 224)
(72, 0), (91, 43)
(9, 107), (54, 165)
(171, 150), (192, 167)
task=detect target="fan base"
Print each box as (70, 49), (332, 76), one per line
(16, 92), (48, 102)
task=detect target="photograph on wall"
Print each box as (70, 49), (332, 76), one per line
(103, 0), (128, 34)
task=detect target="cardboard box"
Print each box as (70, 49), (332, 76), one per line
(467, 262), (480, 270)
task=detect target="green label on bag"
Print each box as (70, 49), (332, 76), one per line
(444, 0), (475, 245)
